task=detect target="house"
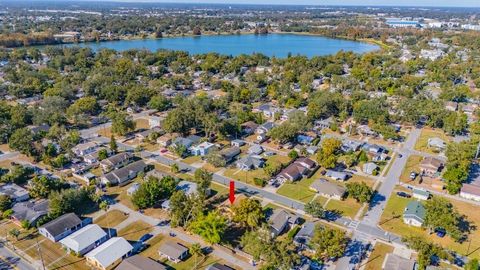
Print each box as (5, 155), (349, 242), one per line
(100, 152), (133, 173)
(127, 183), (140, 196)
(277, 163), (308, 182)
(241, 121), (258, 135)
(310, 179), (346, 200)
(325, 170), (349, 181)
(295, 157), (316, 170)
(162, 181), (201, 210)
(256, 133), (268, 143)
(248, 144), (263, 155)
(357, 125), (377, 137)
(293, 222), (316, 248)
(11, 200), (49, 226)
(84, 148), (112, 165)
(269, 209), (299, 237)
(135, 127), (162, 142)
(157, 134), (174, 148)
(297, 134), (315, 145)
(342, 140), (363, 152)
(419, 157), (443, 177)
(158, 242), (189, 263)
(206, 263), (235, 270)
(306, 146), (318, 155)
(190, 142), (215, 156)
(39, 213), (88, 242)
(362, 143), (385, 154)
(253, 104), (279, 119)
(403, 201), (425, 227)
(220, 147), (241, 163)
(236, 155), (265, 171)
(148, 116), (162, 129)
(255, 122), (276, 135)
(27, 124), (50, 135)
(72, 142), (99, 157)
(372, 153), (388, 162)
(60, 224), (108, 256)
(0, 183), (29, 202)
(382, 253), (416, 270)
(363, 162), (379, 175)
(460, 184), (480, 202)
(116, 255), (167, 270)
(172, 135), (201, 149)
(314, 117), (334, 130)
(101, 161), (148, 186)
(85, 237), (133, 270)
(427, 137), (446, 150)
(445, 101), (458, 112)
(412, 188), (430, 201)
(231, 139), (245, 147)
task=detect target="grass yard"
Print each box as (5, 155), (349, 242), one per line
(364, 242), (394, 270)
(202, 163), (222, 173)
(105, 182), (138, 210)
(347, 174), (376, 188)
(223, 167), (268, 186)
(135, 118), (150, 129)
(276, 177), (317, 203)
(414, 128), (451, 154)
(325, 198), (362, 219)
(400, 155), (423, 183)
(380, 191), (480, 259)
(95, 209), (129, 228)
(118, 221), (154, 242)
(182, 156), (202, 165)
(210, 182), (229, 195)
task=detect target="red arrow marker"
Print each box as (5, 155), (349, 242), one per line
(229, 180), (235, 204)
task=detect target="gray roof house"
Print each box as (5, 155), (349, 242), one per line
(116, 255), (167, 270)
(403, 201), (425, 227)
(101, 160), (148, 186)
(363, 162), (379, 175)
(427, 137), (446, 150)
(60, 224), (108, 256)
(39, 213), (89, 242)
(158, 242), (189, 263)
(220, 147), (241, 163)
(100, 152), (133, 173)
(248, 144), (264, 155)
(11, 200), (49, 226)
(382, 253), (416, 270)
(310, 179), (346, 200)
(269, 209), (299, 237)
(293, 222), (316, 248)
(85, 237), (133, 270)
(236, 155), (265, 171)
(255, 122), (276, 134)
(172, 135), (201, 149)
(325, 170), (349, 181)
(0, 183), (29, 202)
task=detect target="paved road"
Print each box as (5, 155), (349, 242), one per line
(0, 243), (36, 270)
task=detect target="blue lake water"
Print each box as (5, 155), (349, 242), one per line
(61, 34), (379, 57)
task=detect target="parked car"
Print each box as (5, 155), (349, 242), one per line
(396, 192), (411, 198)
(409, 172), (417, 180)
(435, 228), (446, 238)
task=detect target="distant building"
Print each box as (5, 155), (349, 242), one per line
(363, 162), (379, 175)
(386, 20), (420, 28)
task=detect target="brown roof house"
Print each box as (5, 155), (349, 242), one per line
(419, 157), (443, 177)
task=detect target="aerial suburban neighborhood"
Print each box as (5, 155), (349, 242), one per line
(0, 1), (480, 270)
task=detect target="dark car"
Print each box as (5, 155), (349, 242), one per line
(158, 220), (170, 226)
(396, 191), (411, 198)
(435, 228), (446, 238)
(139, 233), (153, 242)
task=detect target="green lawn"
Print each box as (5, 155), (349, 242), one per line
(95, 209), (129, 228)
(325, 198), (362, 219)
(223, 167), (267, 186)
(276, 177), (317, 203)
(400, 155), (423, 183)
(414, 128), (451, 154)
(364, 242), (394, 270)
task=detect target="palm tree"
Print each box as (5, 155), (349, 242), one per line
(189, 243), (203, 268)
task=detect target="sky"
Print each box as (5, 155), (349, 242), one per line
(102, 0), (480, 7)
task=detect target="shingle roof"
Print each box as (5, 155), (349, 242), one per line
(11, 200), (49, 223)
(60, 224), (107, 252)
(100, 152), (132, 167)
(158, 242), (188, 259)
(382, 253), (416, 270)
(270, 209), (298, 233)
(310, 179), (346, 197)
(39, 213), (82, 238)
(103, 160), (147, 185)
(85, 237), (132, 268)
(403, 201), (425, 222)
(116, 255), (167, 270)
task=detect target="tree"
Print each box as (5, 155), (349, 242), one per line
(148, 95), (171, 111)
(8, 228), (20, 241)
(131, 176), (177, 209)
(310, 225), (348, 260)
(170, 163), (180, 174)
(231, 198), (264, 228)
(304, 201), (325, 219)
(189, 243), (203, 268)
(49, 188), (95, 218)
(169, 191), (204, 228)
(169, 144), (187, 158)
(1, 165), (33, 185)
(189, 211), (226, 244)
(465, 258), (479, 270)
(288, 150), (299, 160)
(8, 128), (35, 157)
(317, 138), (342, 169)
(98, 149), (108, 161)
(423, 197), (465, 241)
(29, 175), (65, 198)
(110, 111), (135, 136)
(205, 150), (226, 168)
(0, 195), (12, 212)
(403, 236), (449, 270)
(263, 161), (282, 177)
(194, 169), (212, 197)
(346, 182), (374, 203)
(109, 135), (118, 153)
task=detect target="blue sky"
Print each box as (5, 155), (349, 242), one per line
(127, 0), (479, 7)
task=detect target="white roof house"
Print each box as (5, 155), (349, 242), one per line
(86, 237), (133, 270)
(60, 224), (107, 255)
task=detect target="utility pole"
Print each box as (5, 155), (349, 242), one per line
(36, 238), (46, 270)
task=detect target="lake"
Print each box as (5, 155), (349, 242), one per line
(61, 34), (379, 57)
